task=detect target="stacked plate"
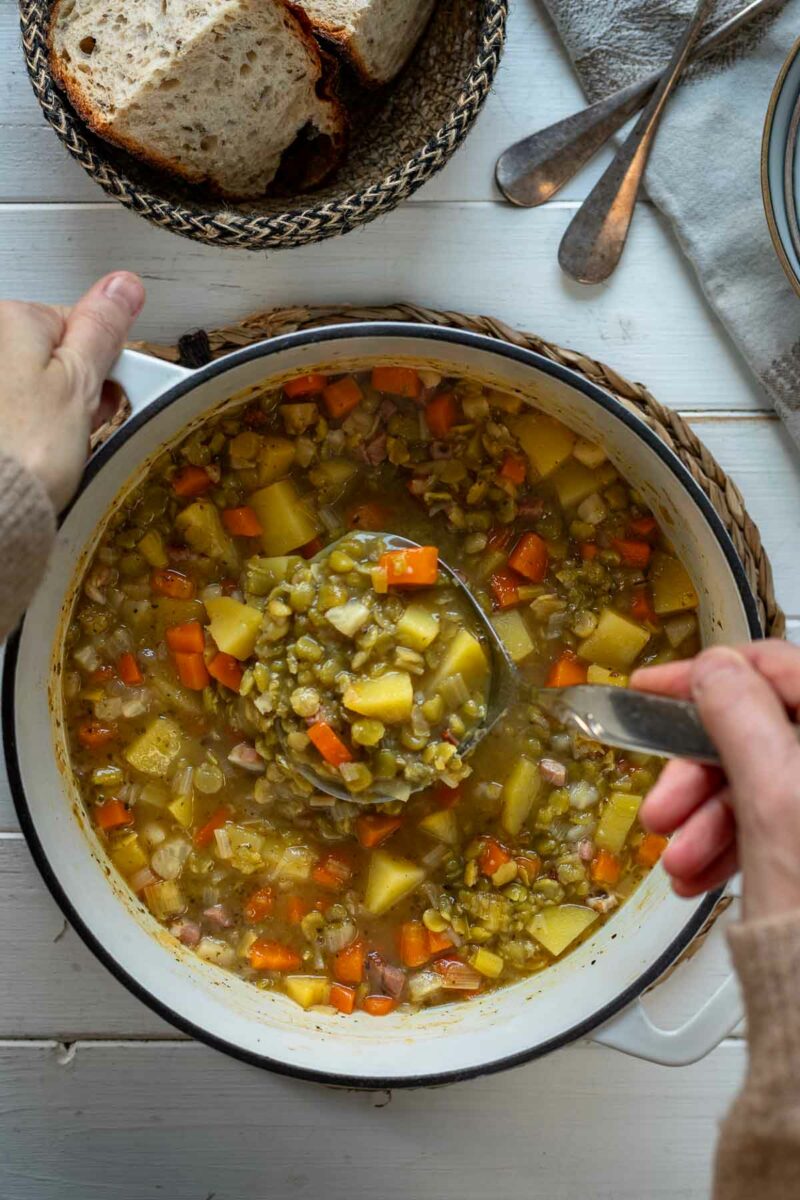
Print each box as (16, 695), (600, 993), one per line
(763, 35), (800, 294)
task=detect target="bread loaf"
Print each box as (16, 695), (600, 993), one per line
(298, 0), (435, 86)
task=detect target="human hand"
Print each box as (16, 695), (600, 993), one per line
(631, 642), (800, 921)
(0, 272), (145, 512)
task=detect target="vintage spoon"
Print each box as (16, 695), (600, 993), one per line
(278, 533), (732, 802)
(496, 0), (785, 208)
(557, 0), (717, 284)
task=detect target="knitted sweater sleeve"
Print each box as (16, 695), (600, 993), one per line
(0, 451), (56, 641)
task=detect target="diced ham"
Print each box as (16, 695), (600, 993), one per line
(408, 475), (433, 497)
(203, 905), (234, 929)
(587, 894), (618, 914)
(366, 952), (407, 999)
(378, 398), (397, 423)
(429, 441), (452, 460)
(170, 919), (201, 947)
(518, 498), (545, 520)
(358, 432), (388, 466)
(539, 758), (567, 787)
(228, 742), (265, 773)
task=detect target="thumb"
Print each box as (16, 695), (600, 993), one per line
(59, 272), (145, 396)
(690, 646), (799, 800)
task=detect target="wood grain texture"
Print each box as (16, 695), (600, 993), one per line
(0, 1038), (745, 1200)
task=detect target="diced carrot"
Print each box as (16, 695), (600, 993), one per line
(591, 849), (622, 885)
(207, 652), (244, 692)
(283, 373), (328, 399)
(88, 665), (116, 684)
(487, 525), (513, 552)
(299, 536), (324, 559)
(172, 465), (213, 498)
(95, 798), (133, 831)
(307, 721), (353, 767)
(508, 532), (549, 583)
(348, 502), (389, 531)
(193, 805), (231, 848)
(435, 782), (462, 809)
(580, 542), (598, 560)
(631, 584), (659, 625)
(330, 982), (356, 1014)
(612, 538), (652, 569)
(362, 995), (396, 1016)
(628, 515), (658, 538)
(515, 852), (541, 883)
(152, 568), (195, 600)
(222, 506), (263, 537)
(479, 837), (511, 877)
(399, 921), (430, 968)
(637, 833), (669, 868)
(426, 928), (455, 957)
(333, 939), (365, 985)
(165, 621), (205, 654)
(490, 568), (521, 609)
(356, 813), (403, 849)
(322, 376), (363, 420)
(243, 886), (275, 924)
(77, 719), (116, 750)
(424, 391), (458, 438)
(285, 896), (310, 925)
(117, 652), (143, 686)
(545, 650), (588, 688)
(249, 939), (301, 972)
(499, 452), (527, 485)
(379, 546), (438, 587)
(174, 651), (210, 691)
(371, 366), (422, 398)
(312, 850), (353, 892)
(243, 406), (269, 428)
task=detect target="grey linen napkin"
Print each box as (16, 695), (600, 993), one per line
(540, 0), (800, 444)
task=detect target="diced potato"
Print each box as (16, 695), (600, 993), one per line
(250, 480), (319, 555)
(596, 792), (642, 854)
(285, 976), (331, 1010)
(125, 717), (183, 776)
(529, 905), (598, 957)
(168, 793), (194, 829)
(664, 613), (698, 648)
(205, 597), (263, 660)
(491, 609), (534, 664)
(397, 604), (440, 652)
(469, 947), (505, 978)
(244, 555), (302, 596)
(274, 845), (316, 882)
(587, 664), (628, 687)
(578, 608), (651, 672)
(572, 438), (607, 469)
(344, 671), (413, 724)
(175, 500), (237, 570)
(364, 850), (425, 915)
(257, 436), (295, 485)
(514, 413), (575, 478)
(281, 402), (317, 435)
(550, 460), (599, 509)
(312, 458), (358, 492)
(110, 832), (148, 877)
(427, 630), (489, 697)
(418, 808), (459, 845)
(137, 529), (168, 568)
(649, 552), (699, 615)
(501, 756), (541, 836)
(143, 879), (186, 921)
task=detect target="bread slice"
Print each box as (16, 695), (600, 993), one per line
(298, 0), (435, 86)
(49, 0), (347, 198)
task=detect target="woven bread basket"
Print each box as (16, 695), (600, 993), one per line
(19, 0), (506, 251)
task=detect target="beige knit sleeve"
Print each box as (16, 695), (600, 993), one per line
(0, 450), (56, 641)
(713, 912), (800, 1199)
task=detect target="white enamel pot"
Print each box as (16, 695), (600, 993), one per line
(4, 325), (759, 1087)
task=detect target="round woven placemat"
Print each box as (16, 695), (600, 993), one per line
(129, 302), (783, 638)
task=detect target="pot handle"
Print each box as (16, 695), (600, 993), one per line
(591, 972), (742, 1066)
(108, 349), (195, 418)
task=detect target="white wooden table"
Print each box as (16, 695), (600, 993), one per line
(3, 2), (800, 1196)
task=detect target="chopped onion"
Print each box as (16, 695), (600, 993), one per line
(129, 866), (159, 893)
(201, 583), (223, 604)
(421, 843), (449, 871)
(408, 968), (444, 1003)
(309, 794), (336, 809)
(171, 764), (194, 797)
(439, 672), (469, 709)
(94, 696), (123, 721)
(319, 505), (342, 533)
(433, 958), (482, 991)
(213, 828), (233, 860)
(323, 919), (357, 955)
(325, 600), (370, 638)
(151, 837), (192, 880)
(73, 644), (100, 672)
(568, 781), (599, 810)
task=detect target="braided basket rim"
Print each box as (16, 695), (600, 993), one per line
(19, 0), (507, 250)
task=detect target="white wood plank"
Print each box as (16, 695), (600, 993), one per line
(0, 0), (610, 205)
(0, 202), (766, 411)
(0, 1038), (745, 1200)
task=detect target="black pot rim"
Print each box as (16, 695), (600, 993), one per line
(3, 322), (760, 1089)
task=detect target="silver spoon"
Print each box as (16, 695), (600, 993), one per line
(557, 0), (716, 284)
(278, 533), (733, 803)
(496, 0), (785, 208)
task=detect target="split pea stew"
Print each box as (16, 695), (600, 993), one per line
(63, 363), (700, 1016)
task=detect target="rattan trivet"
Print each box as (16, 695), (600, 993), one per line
(128, 302), (783, 639)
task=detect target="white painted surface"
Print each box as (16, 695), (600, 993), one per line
(0, 0), (796, 1194)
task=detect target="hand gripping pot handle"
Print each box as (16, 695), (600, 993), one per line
(108, 349), (195, 420)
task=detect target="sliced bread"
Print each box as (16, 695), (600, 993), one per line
(49, 0), (347, 198)
(298, 0), (435, 86)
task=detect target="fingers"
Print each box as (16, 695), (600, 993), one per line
(632, 639), (800, 710)
(661, 790), (736, 882)
(57, 272), (145, 400)
(0, 300), (66, 368)
(640, 758), (723, 834)
(670, 845), (740, 899)
(630, 659), (693, 699)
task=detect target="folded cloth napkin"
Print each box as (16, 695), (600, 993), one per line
(541, 0), (800, 445)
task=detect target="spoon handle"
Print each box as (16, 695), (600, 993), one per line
(557, 0), (717, 285)
(496, 0), (786, 209)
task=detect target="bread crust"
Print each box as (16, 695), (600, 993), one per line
(300, 0), (435, 87)
(48, 0), (348, 198)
